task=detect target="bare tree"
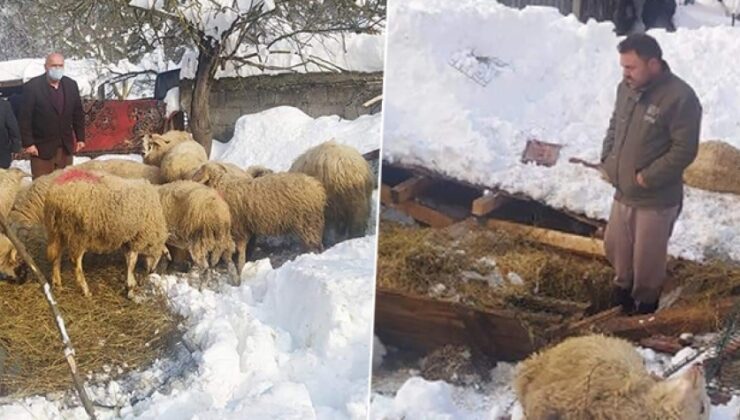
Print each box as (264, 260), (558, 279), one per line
(130, 0), (385, 154)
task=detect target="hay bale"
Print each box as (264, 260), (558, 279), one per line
(684, 140), (740, 195)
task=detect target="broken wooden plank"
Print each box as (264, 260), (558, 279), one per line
(639, 335), (684, 355)
(596, 297), (736, 341)
(396, 200), (457, 228)
(380, 184), (393, 205)
(471, 191), (510, 216)
(374, 288), (547, 362)
(547, 306), (622, 337)
(391, 176), (434, 203)
(485, 218), (605, 258)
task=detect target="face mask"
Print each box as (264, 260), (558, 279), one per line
(48, 67), (64, 81)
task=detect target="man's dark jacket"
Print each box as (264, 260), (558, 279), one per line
(0, 99), (21, 169)
(19, 74), (85, 160)
(601, 67), (702, 208)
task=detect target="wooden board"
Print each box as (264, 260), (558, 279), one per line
(395, 200), (458, 228)
(391, 176), (434, 203)
(485, 219), (606, 258)
(380, 184), (393, 205)
(471, 192), (510, 216)
(374, 289), (547, 362)
(595, 297), (737, 341)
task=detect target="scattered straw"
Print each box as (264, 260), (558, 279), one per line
(0, 226), (180, 398)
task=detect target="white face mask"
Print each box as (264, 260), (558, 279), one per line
(48, 67), (64, 81)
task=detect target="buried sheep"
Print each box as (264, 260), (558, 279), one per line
(191, 162), (326, 273)
(514, 334), (710, 420)
(684, 140), (740, 195)
(43, 168), (169, 297)
(157, 180), (237, 278)
(289, 140), (374, 244)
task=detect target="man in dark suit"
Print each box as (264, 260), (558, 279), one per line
(19, 52), (86, 179)
(0, 98), (21, 169)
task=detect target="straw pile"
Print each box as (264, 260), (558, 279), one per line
(0, 224), (180, 398)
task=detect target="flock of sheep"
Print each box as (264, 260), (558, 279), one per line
(0, 131), (375, 298)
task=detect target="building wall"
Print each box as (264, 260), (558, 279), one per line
(180, 71), (383, 141)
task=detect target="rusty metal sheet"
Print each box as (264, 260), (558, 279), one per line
(521, 138), (563, 167)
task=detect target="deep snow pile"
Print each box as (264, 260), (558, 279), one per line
(370, 341), (740, 420)
(212, 106), (381, 169)
(382, 0), (740, 261)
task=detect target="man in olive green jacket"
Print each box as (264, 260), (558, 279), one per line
(600, 34), (702, 315)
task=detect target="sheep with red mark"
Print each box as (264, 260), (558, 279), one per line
(191, 162), (326, 273)
(43, 169), (169, 297)
(514, 334), (711, 420)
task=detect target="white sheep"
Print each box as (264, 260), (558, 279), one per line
(191, 162), (326, 273)
(289, 140), (374, 244)
(43, 168), (169, 297)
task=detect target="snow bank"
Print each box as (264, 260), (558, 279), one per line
(382, 0), (740, 261)
(0, 236), (377, 420)
(211, 106), (381, 169)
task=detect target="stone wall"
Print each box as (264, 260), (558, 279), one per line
(180, 71), (383, 141)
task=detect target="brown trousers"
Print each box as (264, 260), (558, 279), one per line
(603, 200), (681, 304)
(30, 147), (73, 180)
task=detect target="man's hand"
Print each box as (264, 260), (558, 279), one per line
(636, 172), (648, 188)
(24, 145), (39, 157)
(75, 142), (85, 153)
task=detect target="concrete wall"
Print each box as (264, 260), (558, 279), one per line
(180, 71), (383, 141)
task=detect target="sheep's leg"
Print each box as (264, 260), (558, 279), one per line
(125, 250), (138, 298)
(235, 237), (247, 275)
(46, 234), (63, 290)
(71, 250), (91, 297)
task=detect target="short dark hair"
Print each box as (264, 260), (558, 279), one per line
(617, 34), (663, 61)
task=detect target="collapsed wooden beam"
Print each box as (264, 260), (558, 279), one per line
(471, 191), (510, 216)
(374, 289), (549, 362)
(380, 184), (393, 205)
(395, 200), (457, 228)
(484, 219), (606, 258)
(595, 297), (736, 341)
(391, 176), (433, 204)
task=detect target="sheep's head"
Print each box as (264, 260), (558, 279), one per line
(191, 162), (228, 187)
(3, 167), (31, 181)
(648, 364), (710, 420)
(0, 234), (20, 280)
(142, 134), (169, 166)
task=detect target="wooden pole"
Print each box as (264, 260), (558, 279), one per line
(0, 216), (96, 419)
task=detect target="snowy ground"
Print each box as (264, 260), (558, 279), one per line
(370, 337), (740, 420)
(1, 106), (380, 419)
(382, 0), (740, 262)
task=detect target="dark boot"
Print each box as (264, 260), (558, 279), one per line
(632, 300), (659, 315)
(611, 286), (635, 313)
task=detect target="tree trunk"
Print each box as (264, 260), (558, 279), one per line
(190, 45), (219, 157)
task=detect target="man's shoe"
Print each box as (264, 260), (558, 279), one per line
(632, 301), (659, 315)
(611, 286), (635, 313)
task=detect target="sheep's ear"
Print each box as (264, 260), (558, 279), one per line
(9, 248), (17, 263)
